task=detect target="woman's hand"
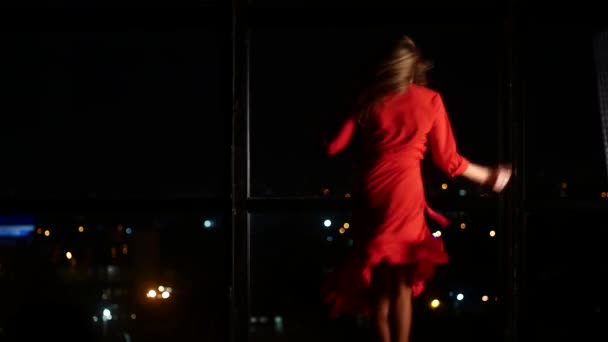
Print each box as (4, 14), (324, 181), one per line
(461, 162), (512, 192)
(488, 164), (512, 193)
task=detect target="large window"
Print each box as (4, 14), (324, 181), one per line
(249, 19), (509, 341)
(2, 4), (605, 342)
(0, 26), (229, 342)
(519, 21), (606, 339)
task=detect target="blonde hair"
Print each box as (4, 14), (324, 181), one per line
(354, 35), (432, 124)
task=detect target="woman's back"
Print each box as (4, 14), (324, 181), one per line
(330, 83), (468, 178)
(361, 84), (439, 164)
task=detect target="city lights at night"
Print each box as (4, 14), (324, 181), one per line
(0, 8), (603, 342)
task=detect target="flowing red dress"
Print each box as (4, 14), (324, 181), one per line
(322, 84), (470, 318)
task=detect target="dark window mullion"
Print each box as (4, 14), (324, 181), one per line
(231, 0), (251, 341)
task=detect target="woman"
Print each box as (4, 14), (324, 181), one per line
(321, 35), (511, 342)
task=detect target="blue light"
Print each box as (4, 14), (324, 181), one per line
(0, 225), (35, 237)
(203, 220), (214, 229)
(458, 189), (467, 196)
(0, 214), (35, 238)
(456, 293), (464, 301)
(323, 219), (331, 227)
(125, 227), (133, 235)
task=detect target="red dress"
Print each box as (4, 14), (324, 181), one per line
(322, 84), (470, 318)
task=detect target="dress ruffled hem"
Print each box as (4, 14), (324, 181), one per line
(321, 235), (448, 319)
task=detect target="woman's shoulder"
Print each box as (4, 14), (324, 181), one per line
(408, 83), (441, 100)
(382, 84), (442, 111)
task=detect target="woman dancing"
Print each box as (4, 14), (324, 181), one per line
(322, 35), (512, 342)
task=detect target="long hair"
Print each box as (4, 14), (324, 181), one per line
(353, 35), (432, 125)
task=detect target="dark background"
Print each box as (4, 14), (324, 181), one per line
(0, 1), (606, 341)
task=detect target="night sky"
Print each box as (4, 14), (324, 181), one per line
(1, 30), (228, 200)
(2, 21), (605, 201)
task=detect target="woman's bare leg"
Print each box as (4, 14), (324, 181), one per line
(370, 263), (392, 342)
(391, 268), (413, 342)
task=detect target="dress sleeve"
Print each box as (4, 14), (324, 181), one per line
(325, 116), (356, 156)
(428, 94), (470, 177)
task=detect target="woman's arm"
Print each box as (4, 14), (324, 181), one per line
(427, 93), (512, 192)
(461, 162), (512, 192)
(325, 117), (356, 156)
(460, 162), (492, 185)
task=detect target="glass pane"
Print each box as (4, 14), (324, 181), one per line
(0, 208), (227, 341)
(523, 24), (608, 200)
(0, 30), (227, 200)
(250, 24), (502, 197)
(525, 211), (602, 339)
(250, 209), (505, 341)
